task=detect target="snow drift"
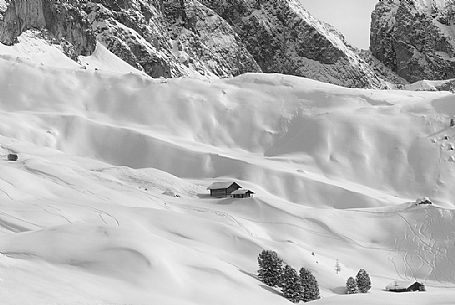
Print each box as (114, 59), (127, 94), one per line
(0, 40), (454, 304)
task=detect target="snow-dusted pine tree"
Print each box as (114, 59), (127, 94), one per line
(346, 277), (359, 294)
(356, 269), (371, 293)
(257, 250), (284, 287)
(299, 267), (320, 302)
(281, 265), (303, 303)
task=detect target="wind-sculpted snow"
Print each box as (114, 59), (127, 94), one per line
(0, 58), (454, 206)
(0, 58), (454, 304)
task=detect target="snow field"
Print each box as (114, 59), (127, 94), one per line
(0, 34), (454, 304)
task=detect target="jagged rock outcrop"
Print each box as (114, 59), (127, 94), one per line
(0, 0), (96, 59)
(200, 0), (393, 88)
(84, 0), (261, 77)
(0, 0), (261, 78)
(359, 50), (408, 86)
(370, 0), (455, 83)
(0, 0), (399, 88)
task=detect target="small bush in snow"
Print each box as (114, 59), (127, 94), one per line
(299, 267), (320, 302)
(356, 269), (371, 293)
(346, 277), (359, 294)
(281, 265), (303, 303)
(257, 250), (284, 287)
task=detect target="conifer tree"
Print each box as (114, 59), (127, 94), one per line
(281, 265), (303, 303)
(299, 267), (320, 302)
(356, 269), (371, 293)
(257, 250), (284, 287)
(346, 276), (359, 294)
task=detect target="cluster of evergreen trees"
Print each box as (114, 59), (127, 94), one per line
(258, 250), (320, 303)
(345, 269), (371, 294)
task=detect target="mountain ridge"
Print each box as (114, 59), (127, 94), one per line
(0, 0), (454, 90)
(0, 0), (398, 88)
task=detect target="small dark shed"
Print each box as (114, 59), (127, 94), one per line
(231, 189), (255, 199)
(407, 282), (425, 292)
(207, 182), (241, 198)
(7, 154), (18, 162)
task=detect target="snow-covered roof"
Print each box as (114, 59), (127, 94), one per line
(231, 189), (254, 195)
(207, 182), (239, 190)
(385, 281), (413, 291)
(415, 197), (432, 205)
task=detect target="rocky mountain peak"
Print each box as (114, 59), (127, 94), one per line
(200, 0), (395, 88)
(0, 0), (401, 88)
(0, 0), (96, 59)
(370, 0), (455, 83)
(0, 0), (262, 78)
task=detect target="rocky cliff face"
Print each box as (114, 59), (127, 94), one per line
(200, 0), (394, 88)
(0, 0), (96, 59)
(371, 0), (455, 83)
(0, 0), (261, 78)
(84, 0), (261, 77)
(0, 0), (397, 88)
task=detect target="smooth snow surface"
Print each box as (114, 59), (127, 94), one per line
(79, 42), (146, 75)
(0, 31), (145, 75)
(0, 46), (454, 304)
(0, 31), (80, 69)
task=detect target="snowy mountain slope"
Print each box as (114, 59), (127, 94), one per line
(1, 133), (455, 305)
(2, 54), (454, 207)
(0, 54), (455, 304)
(0, 30), (144, 74)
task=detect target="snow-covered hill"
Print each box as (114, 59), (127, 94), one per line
(0, 43), (455, 304)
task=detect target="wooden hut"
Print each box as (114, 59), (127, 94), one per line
(207, 182), (241, 198)
(386, 281), (425, 292)
(407, 282), (425, 291)
(231, 189), (254, 199)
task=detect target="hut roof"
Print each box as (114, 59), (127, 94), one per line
(385, 281), (413, 291)
(231, 189), (254, 195)
(207, 182), (240, 190)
